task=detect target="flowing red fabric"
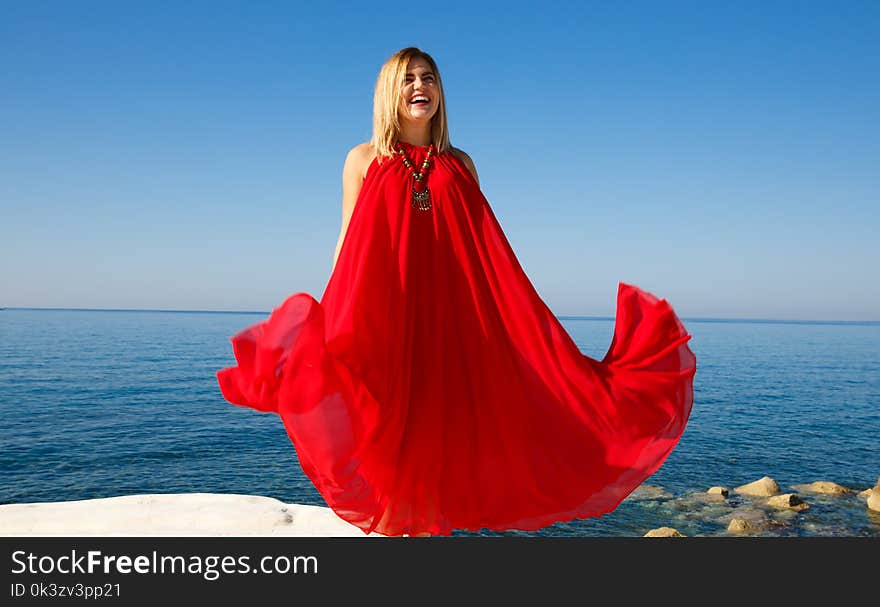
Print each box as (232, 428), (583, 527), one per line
(217, 141), (697, 536)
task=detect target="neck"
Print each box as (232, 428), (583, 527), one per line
(397, 124), (432, 146)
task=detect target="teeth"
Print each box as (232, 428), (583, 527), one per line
(411, 96), (429, 103)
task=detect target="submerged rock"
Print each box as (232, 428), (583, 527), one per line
(669, 500), (733, 522)
(734, 476), (780, 497)
(644, 526), (685, 537)
(662, 493), (735, 529)
(684, 491), (729, 506)
(770, 507), (800, 522)
(718, 506), (767, 525)
(790, 481), (852, 495)
(627, 484), (673, 501)
(802, 521), (856, 536)
(669, 493), (713, 510)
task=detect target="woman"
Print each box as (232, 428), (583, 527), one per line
(217, 47), (697, 537)
(332, 53), (479, 274)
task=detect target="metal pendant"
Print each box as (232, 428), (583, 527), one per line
(411, 185), (432, 211)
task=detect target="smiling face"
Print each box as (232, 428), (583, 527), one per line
(398, 56), (439, 123)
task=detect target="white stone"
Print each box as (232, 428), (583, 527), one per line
(0, 493), (383, 537)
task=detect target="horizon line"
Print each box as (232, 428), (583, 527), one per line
(2, 306), (878, 326)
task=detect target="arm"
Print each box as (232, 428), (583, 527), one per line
(332, 144), (370, 272)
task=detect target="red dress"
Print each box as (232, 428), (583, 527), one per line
(216, 140), (697, 536)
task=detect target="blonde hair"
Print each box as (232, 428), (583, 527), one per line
(370, 47), (451, 163)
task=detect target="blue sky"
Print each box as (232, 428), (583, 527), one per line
(1, 1), (877, 320)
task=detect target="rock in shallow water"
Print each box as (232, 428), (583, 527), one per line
(627, 484), (673, 501)
(727, 518), (762, 534)
(790, 481), (852, 495)
(718, 506), (767, 525)
(644, 527), (685, 537)
(766, 493), (810, 511)
(734, 476), (780, 497)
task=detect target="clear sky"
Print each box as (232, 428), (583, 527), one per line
(1, 1), (877, 321)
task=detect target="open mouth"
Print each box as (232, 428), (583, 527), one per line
(410, 96), (430, 106)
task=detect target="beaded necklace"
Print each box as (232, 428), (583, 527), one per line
(394, 141), (435, 211)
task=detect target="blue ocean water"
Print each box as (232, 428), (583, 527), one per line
(1, 307), (878, 536)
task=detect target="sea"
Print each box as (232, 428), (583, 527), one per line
(1, 307), (878, 537)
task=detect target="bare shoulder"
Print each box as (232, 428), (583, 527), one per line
(344, 142), (377, 182)
(450, 145), (473, 164)
(450, 146), (479, 186)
